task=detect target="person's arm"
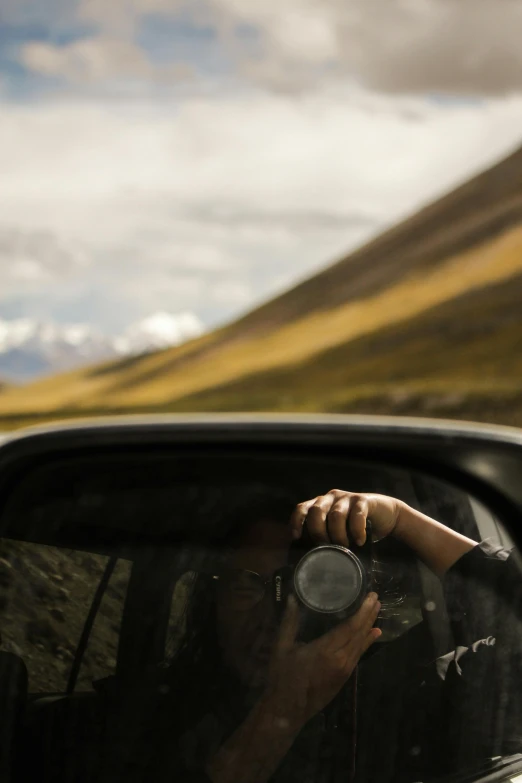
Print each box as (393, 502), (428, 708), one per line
(206, 594), (381, 783)
(392, 501), (476, 576)
(290, 489), (478, 576)
(205, 695), (301, 783)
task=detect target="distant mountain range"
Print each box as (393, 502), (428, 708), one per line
(1, 142), (522, 429)
(0, 312), (204, 383)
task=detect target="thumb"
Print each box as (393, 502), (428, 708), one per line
(275, 594), (300, 655)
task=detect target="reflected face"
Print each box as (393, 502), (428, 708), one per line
(215, 518), (292, 690)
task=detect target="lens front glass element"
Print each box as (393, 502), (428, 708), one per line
(294, 546), (364, 614)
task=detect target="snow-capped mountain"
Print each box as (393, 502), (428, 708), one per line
(0, 311), (205, 382)
(114, 312), (204, 355)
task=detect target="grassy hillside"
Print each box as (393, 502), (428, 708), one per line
(169, 267), (522, 426)
(1, 143), (522, 430)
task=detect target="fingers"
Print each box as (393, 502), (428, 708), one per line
(347, 626), (382, 670)
(362, 627), (382, 652)
(349, 603), (381, 652)
(289, 498), (317, 540)
(325, 495), (350, 548)
(346, 593), (381, 642)
(275, 594), (300, 655)
(291, 490), (370, 548)
(323, 592), (381, 651)
(334, 627), (382, 677)
(349, 497), (369, 547)
(303, 494), (337, 544)
(326, 601), (382, 680)
(293, 490), (347, 545)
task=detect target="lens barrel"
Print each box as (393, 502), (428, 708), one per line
(293, 544), (367, 616)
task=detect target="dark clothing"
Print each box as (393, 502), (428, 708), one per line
(356, 540), (522, 783)
(106, 541), (522, 783)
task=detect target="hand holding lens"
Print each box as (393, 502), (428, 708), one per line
(274, 522), (375, 640)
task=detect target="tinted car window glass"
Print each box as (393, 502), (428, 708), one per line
(165, 570), (194, 663)
(74, 556), (131, 692)
(0, 538), (129, 694)
(1, 452), (520, 783)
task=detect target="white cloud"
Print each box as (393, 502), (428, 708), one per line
(1, 89), (522, 328)
(3, 0), (522, 338)
(21, 37), (193, 85)
(72, 0), (520, 96)
(13, 0), (522, 96)
(211, 280), (253, 306)
(206, 0), (522, 95)
(345, 0), (522, 95)
(77, 0), (185, 34)
(115, 310), (204, 352)
(0, 225), (87, 288)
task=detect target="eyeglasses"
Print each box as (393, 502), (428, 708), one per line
(213, 568), (276, 610)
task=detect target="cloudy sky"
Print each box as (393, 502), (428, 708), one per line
(1, 0), (522, 335)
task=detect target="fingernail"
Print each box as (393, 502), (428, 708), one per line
(375, 601), (381, 612)
(366, 592), (377, 604)
(292, 528), (301, 539)
(357, 536), (365, 546)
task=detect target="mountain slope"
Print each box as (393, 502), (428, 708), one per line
(169, 267), (522, 417)
(0, 143), (522, 426)
(231, 142), (522, 336)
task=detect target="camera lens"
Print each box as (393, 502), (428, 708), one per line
(293, 545), (365, 614)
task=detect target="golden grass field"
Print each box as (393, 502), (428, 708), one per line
(1, 143), (522, 431)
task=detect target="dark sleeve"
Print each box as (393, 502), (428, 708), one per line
(443, 539), (521, 644)
(435, 540), (522, 763)
(357, 544), (522, 783)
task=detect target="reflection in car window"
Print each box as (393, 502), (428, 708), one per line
(111, 483), (520, 783)
(75, 557), (131, 692)
(1, 463), (521, 783)
(468, 495), (514, 549)
(165, 570), (194, 663)
(0, 539), (130, 693)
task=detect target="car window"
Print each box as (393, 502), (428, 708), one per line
(164, 569), (194, 664)
(1, 453), (520, 783)
(468, 495), (514, 549)
(0, 538), (130, 693)
(74, 556), (131, 692)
